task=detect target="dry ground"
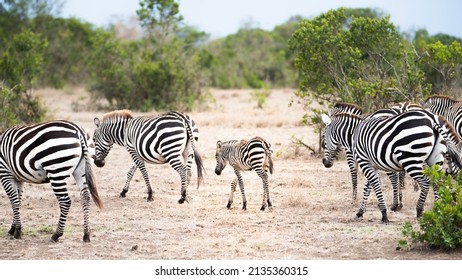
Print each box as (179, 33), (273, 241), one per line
(1, 88), (462, 260)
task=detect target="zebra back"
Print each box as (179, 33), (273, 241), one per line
(330, 102), (363, 116)
(422, 95), (458, 116)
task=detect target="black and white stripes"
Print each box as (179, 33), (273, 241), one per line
(0, 120), (102, 242)
(215, 136), (274, 211)
(322, 109), (462, 223)
(93, 110), (205, 203)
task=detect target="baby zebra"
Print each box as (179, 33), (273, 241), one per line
(215, 136), (274, 211)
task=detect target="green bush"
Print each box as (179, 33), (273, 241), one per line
(0, 29), (47, 130)
(398, 165), (462, 250)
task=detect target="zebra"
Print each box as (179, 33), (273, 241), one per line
(0, 120), (103, 242)
(321, 102), (364, 202)
(322, 102), (417, 203)
(215, 136), (274, 211)
(422, 95), (462, 139)
(322, 110), (462, 223)
(93, 110), (205, 203)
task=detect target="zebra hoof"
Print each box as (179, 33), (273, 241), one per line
(83, 233), (91, 243)
(8, 225), (16, 236)
(356, 209), (364, 218)
(381, 210), (389, 224)
(391, 203), (403, 212)
(119, 192), (126, 198)
(178, 197), (185, 204)
(416, 208), (423, 218)
(51, 232), (63, 242)
(226, 202), (232, 209)
(11, 227), (22, 240)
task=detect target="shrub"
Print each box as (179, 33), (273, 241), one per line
(398, 165), (462, 250)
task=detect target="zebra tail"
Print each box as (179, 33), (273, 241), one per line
(433, 121), (462, 176)
(194, 148), (205, 189)
(85, 156), (103, 209)
(181, 113), (206, 189)
(262, 138), (274, 174)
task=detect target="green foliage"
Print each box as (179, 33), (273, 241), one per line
(32, 16), (96, 88)
(419, 40), (462, 92)
(250, 86), (271, 109)
(87, 0), (209, 111)
(206, 19), (298, 89)
(0, 28), (47, 129)
(288, 7), (431, 113)
(399, 165), (462, 250)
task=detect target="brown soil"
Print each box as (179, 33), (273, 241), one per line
(1, 88), (461, 260)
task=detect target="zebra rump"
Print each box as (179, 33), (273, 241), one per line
(352, 110), (462, 223)
(0, 120), (102, 242)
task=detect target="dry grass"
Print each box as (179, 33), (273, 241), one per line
(1, 88), (460, 260)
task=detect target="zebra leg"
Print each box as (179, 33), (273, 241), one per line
(227, 179), (238, 209)
(256, 168), (272, 211)
(120, 163), (137, 198)
(346, 151), (358, 203)
(182, 148), (194, 187)
(50, 182), (72, 242)
(2, 176), (22, 239)
(168, 154), (191, 204)
(233, 169), (247, 210)
(412, 174), (432, 218)
(386, 172), (402, 211)
(132, 159), (154, 201)
(398, 171), (406, 205)
(73, 163), (92, 242)
(357, 167), (389, 224)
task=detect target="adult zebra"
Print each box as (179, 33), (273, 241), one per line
(93, 110), (204, 203)
(322, 102), (420, 203)
(0, 120), (103, 242)
(215, 136), (274, 211)
(321, 102), (364, 202)
(422, 95), (462, 138)
(322, 110), (462, 223)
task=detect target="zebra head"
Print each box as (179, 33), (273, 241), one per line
(321, 113), (343, 168)
(215, 140), (228, 175)
(93, 117), (113, 168)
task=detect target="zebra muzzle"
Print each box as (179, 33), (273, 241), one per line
(322, 158), (333, 168)
(94, 159), (105, 168)
(215, 169), (222, 175)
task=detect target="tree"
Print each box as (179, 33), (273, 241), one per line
(288, 7), (429, 112)
(0, 29), (47, 129)
(88, 0), (210, 111)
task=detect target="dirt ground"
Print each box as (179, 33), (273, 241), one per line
(1, 88), (462, 260)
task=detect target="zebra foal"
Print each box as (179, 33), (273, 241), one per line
(215, 136), (274, 211)
(0, 120), (102, 242)
(93, 110), (204, 203)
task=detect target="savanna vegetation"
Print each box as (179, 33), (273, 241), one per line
(2, 0), (461, 130)
(2, 0), (462, 252)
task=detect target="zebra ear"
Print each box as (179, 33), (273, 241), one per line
(321, 113), (332, 126)
(216, 140), (222, 150)
(94, 117), (101, 128)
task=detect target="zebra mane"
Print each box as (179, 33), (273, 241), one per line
(439, 116), (461, 144)
(331, 102), (363, 113)
(425, 95), (457, 103)
(102, 110), (134, 121)
(334, 112), (364, 120)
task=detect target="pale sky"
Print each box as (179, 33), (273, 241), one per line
(61, 0), (462, 39)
